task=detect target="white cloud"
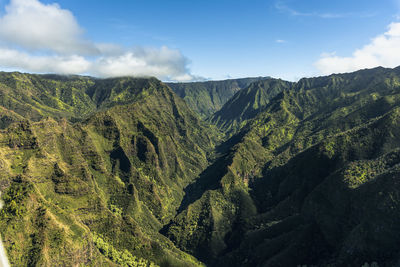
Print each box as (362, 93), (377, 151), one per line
(0, 0), (197, 81)
(91, 46), (191, 79)
(0, 0), (97, 55)
(276, 39), (286, 43)
(0, 48), (91, 73)
(315, 22), (400, 75)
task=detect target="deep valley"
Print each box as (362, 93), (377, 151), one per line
(0, 67), (400, 266)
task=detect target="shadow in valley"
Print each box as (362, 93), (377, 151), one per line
(175, 127), (251, 213)
(176, 154), (232, 214)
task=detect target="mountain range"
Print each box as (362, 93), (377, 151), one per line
(166, 77), (270, 119)
(0, 67), (400, 266)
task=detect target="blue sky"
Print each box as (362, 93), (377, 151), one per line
(0, 0), (399, 81)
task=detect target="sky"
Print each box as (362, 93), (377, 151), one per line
(0, 0), (398, 81)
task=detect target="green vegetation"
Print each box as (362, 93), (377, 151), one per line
(0, 72), (96, 127)
(210, 78), (292, 135)
(167, 77), (270, 118)
(165, 66), (400, 266)
(0, 73), (217, 266)
(1, 178), (32, 219)
(92, 233), (158, 267)
(1, 66), (400, 266)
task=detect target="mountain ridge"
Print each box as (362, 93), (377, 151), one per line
(164, 66), (400, 266)
(166, 77), (271, 118)
(0, 73), (220, 266)
(0, 67), (400, 266)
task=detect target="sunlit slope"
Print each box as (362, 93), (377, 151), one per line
(0, 77), (220, 266)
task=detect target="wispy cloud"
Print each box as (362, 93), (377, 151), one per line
(275, 1), (312, 17)
(315, 22), (400, 75)
(276, 39), (287, 44)
(0, 0), (198, 81)
(275, 0), (374, 19)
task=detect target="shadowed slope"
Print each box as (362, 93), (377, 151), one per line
(164, 66), (400, 266)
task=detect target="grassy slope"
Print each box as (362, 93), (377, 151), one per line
(0, 72), (96, 128)
(0, 75), (221, 266)
(164, 66), (400, 266)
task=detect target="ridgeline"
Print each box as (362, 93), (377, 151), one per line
(0, 67), (400, 266)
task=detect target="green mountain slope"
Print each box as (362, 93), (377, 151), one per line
(167, 77), (270, 118)
(163, 66), (400, 266)
(2, 67), (400, 266)
(210, 78), (293, 135)
(0, 72), (96, 128)
(0, 75), (221, 266)
(0, 73), (195, 129)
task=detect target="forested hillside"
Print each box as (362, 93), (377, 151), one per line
(1, 67), (400, 266)
(167, 77), (269, 118)
(0, 73), (220, 266)
(165, 66), (400, 266)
